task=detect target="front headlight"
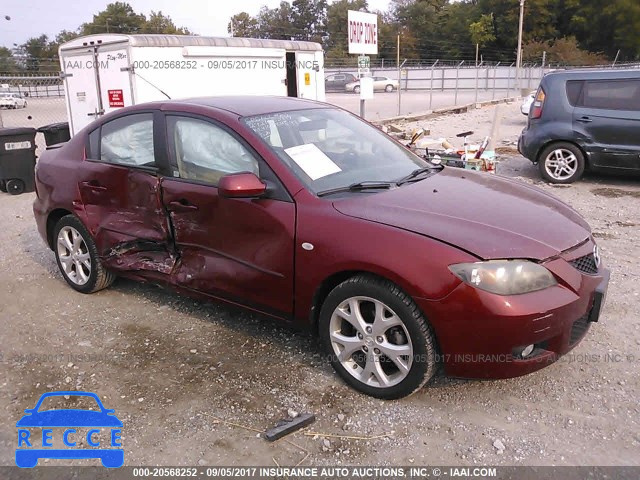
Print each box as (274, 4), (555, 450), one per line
(448, 260), (557, 296)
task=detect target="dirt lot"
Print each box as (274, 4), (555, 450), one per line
(1, 101), (639, 467)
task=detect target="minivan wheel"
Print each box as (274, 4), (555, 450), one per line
(319, 274), (438, 399)
(53, 215), (116, 293)
(538, 142), (585, 184)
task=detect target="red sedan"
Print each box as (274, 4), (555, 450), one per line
(33, 96), (609, 399)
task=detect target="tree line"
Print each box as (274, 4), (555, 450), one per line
(0, 2), (191, 73)
(231, 0), (639, 65)
(2, 0), (639, 74)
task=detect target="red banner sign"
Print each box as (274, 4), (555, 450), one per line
(108, 89), (124, 108)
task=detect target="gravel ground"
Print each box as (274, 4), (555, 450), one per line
(1, 101), (639, 467)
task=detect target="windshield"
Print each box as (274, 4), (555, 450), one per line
(243, 108), (432, 194)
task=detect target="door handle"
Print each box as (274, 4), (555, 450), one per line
(577, 116), (593, 123)
(168, 200), (198, 212)
(81, 181), (107, 191)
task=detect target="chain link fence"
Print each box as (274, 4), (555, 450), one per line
(2, 58), (639, 130)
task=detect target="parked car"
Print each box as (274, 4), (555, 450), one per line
(33, 96), (609, 399)
(519, 69), (640, 183)
(345, 76), (399, 93)
(0, 92), (27, 109)
(521, 91), (536, 115)
(325, 73), (357, 92)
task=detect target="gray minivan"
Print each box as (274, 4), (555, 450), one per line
(518, 69), (640, 183)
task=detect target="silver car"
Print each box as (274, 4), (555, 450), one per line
(345, 76), (399, 94)
(0, 93), (27, 109)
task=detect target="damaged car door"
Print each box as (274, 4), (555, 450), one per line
(79, 111), (174, 272)
(160, 114), (296, 316)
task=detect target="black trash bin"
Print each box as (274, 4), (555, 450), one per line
(0, 127), (37, 195)
(37, 122), (71, 148)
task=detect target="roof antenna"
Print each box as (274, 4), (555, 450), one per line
(133, 71), (171, 99)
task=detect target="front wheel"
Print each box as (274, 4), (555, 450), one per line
(53, 215), (116, 293)
(385, 84), (394, 92)
(353, 85), (361, 94)
(319, 274), (438, 399)
(538, 142), (585, 184)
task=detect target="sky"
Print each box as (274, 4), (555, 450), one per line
(0, 0), (392, 48)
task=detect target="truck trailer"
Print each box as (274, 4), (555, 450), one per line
(59, 34), (326, 135)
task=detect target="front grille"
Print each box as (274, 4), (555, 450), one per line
(570, 254), (598, 275)
(570, 315), (590, 345)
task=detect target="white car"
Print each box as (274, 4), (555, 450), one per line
(521, 91), (535, 115)
(345, 76), (399, 93)
(0, 93), (27, 109)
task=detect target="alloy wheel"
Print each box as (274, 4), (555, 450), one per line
(544, 148), (578, 181)
(56, 226), (91, 285)
(329, 296), (413, 388)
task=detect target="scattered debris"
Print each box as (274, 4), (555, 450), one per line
(264, 413), (315, 442)
(493, 439), (506, 454)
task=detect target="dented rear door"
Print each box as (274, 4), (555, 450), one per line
(79, 111), (174, 272)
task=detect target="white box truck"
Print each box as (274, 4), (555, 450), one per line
(59, 34), (326, 135)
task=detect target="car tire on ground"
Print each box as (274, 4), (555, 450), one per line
(353, 85), (361, 94)
(385, 84), (394, 92)
(53, 215), (116, 294)
(538, 142), (585, 184)
(319, 274), (438, 399)
(6, 179), (25, 195)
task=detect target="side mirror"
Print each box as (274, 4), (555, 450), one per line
(218, 172), (266, 199)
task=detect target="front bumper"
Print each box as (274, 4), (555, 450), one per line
(416, 247), (610, 379)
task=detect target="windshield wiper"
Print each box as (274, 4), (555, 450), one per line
(317, 181), (394, 197)
(396, 165), (443, 186)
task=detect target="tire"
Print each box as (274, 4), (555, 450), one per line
(385, 84), (394, 92)
(0, 180), (6, 192)
(6, 179), (25, 195)
(53, 215), (116, 293)
(538, 142), (585, 184)
(319, 274), (438, 399)
(353, 85), (361, 94)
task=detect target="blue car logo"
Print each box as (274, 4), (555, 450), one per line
(16, 391), (123, 468)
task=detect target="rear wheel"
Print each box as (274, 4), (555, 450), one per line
(385, 84), (394, 92)
(53, 215), (116, 293)
(319, 274), (438, 399)
(538, 142), (585, 184)
(353, 85), (361, 94)
(6, 179), (25, 195)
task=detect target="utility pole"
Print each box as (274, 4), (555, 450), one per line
(475, 43), (479, 67)
(397, 34), (401, 116)
(230, 19), (234, 37)
(515, 0), (525, 95)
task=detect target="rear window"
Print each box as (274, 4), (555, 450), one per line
(566, 80), (583, 106)
(577, 79), (640, 111)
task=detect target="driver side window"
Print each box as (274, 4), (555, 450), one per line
(168, 116), (259, 186)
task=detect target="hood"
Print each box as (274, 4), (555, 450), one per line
(333, 168), (590, 260)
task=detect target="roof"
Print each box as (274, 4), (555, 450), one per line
(60, 34), (322, 52)
(162, 96), (330, 117)
(545, 68), (640, 81)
